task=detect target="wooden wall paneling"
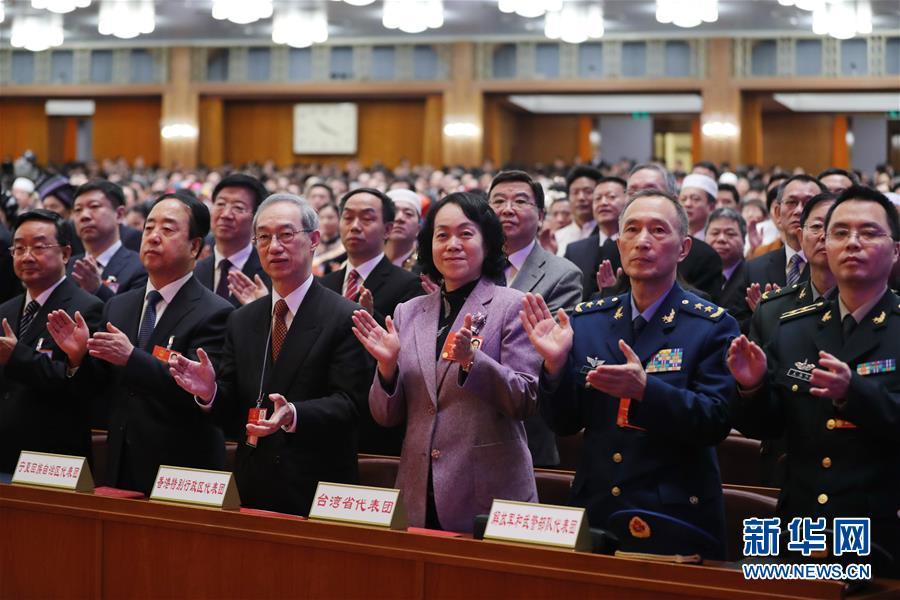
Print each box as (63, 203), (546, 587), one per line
(0, 99), (48, 163)
(160, 47), (199, 169)
(740, 93), (764, 166)
(482, 96), (516, 168)
(577, 115), (594, 163)
(700, 38), (741, 165)
(831, 115), (850, 169)
(762, 113), (834, 174)
(422, 94), (443, 167)
(198, 96), (224, 168)
(355, 100), (425, 167)
(92, 98), (162, 165)
(443, 42), (483, 166)
(511, 114), (580, 166)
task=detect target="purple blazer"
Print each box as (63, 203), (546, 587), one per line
(369, 278), (541, 532)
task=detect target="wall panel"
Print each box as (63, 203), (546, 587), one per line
(511, 114), (581, 166)
(0, 99), (48, 163)
(222, 99), (426, 168)
(762, 113), (833, 174)
(92, 98), (161, 165)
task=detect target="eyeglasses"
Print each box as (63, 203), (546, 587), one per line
(9, 244), (63, 257)
(826, 227), (891, 245)
(804, 223), (825, 235)
(489, 198), (537, 211)
(252, 229), (313, 248)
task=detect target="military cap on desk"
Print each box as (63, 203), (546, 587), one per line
(608, 509), (722, 561)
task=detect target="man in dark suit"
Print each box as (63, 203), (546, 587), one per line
(0, 210), (103, 473)
(46, 192), (233, 493)
(565, 176), (628, 300)
(729, 187), (900, 577)
(320, 187), (422, 456)
(68, 181), (147, 302)
(488, 170), (582, 468)
(193, 174), (271, 308)
(742, 175), (825, 293)
(169, 194), (370, 516)
(705, 207), (751, 330)
(523, 190), (738, 559)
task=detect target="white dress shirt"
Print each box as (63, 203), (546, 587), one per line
(213, 243), (253, 292)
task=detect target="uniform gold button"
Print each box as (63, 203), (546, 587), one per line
(611, 486), (621, 497)
(826, 419), (836, 430)
(791, 384), (799, 392)
(431, 449), (441, 459)
(821, 457), (832, 468)
(817, 493), (828, 505)
(612, 452), (623, 463)
(689, 496), (699, 505)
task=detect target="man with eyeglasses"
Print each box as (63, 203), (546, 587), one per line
(0, 210), (103, 475)
(194, 174), (271, 308)
(728, 186), (900, 577)
(168, 194), (369, 516)
(488, 170), (582, 468)
(45, 192), (234, 493)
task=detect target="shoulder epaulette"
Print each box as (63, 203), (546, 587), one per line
(779, 301), (826, 321)
(759, 283), (801, 304)
(679, 298), (726, 321)
(573, 295), (621, 315)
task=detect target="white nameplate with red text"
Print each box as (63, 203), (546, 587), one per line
(12, 451), (94, 492)
(484, 499), (590, 551)
(309, 482), (407, 530)
(150, 465), (240, 509)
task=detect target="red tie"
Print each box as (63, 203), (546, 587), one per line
(271, 299), (289, 362)
(344, 269), (361, 301)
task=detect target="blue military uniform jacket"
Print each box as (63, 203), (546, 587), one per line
(541, 283), (738, 558)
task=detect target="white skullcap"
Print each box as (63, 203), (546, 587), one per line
(387, 189), (422, 217)
(12, 177), (35, 193)
(719, 172), (738, 185)
(681, 174), (718, 198)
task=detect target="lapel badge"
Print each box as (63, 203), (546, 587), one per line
(104, 275), (119, 293)
(872, 311), (886, 325)
(821, 310), (832, 323)
(661, 308), (675, 324)
(613, 306), (624, 320)
(645, 348), (683, 373)
(629, 516), (651, 539)
(580, 356), (606, 374)
(857, 358), (895, 376)
(787, 358), (816, 382)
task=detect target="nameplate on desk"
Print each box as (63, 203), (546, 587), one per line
(484, 499), (590, 551)
(150, 465), (240, 509)
(11, 451), (94, 492)
(308, 482), (407, 530)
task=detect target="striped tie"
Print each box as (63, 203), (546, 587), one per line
(136, 291), (163, 349)
(18, 300), (40, 337)
(786, 254), (804, 287)
(344, 269), (361, 301)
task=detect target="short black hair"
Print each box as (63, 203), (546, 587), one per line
(152, 190), (211, 257)
(707, 206), (746, 239)
(318, 202), (340, 217)
(73, 179), (125, 209)
(212, 173), (269, 212)
(717, 183), (740, 206)
(776, 174), (826, 203)
(816, 167), (860, 186)
(14, 208), (71, 246)
(308, 182), (336, 202)
(488, 170), (545, 212)
(596, 176), (627, 190)
(693, 161), (720, 180)
(417, 192), (505, 283)
(825, 185), (900, 241)
(391, 178), (415, 192)
(766, 173), (790, 211)
(339, 187), (395, 223)
(565, 166), (602, 191)
(800, 191), (838, 227)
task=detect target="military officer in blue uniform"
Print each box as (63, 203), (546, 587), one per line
(521, 190), (739, 559)
(729, 187), (900, 577)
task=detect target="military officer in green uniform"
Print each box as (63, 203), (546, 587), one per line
(728, 186), (900, 576)
(521, 190), (739, 559)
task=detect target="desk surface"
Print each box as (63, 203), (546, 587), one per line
(1, 483), (897, 599)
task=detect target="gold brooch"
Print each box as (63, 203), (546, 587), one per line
(661, 308), (675, 324)
(873, 311), (886, 325)
(613, 306), (624, 320)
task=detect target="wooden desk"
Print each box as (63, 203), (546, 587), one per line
(1, 483), (895, 599)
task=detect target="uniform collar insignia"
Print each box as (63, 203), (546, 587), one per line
(613, 306), (624, 320)
(661, 308), (675, 324)
(873, 311), (886, 325)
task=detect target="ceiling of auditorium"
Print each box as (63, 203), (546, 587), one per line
(0, 0), (899, 48)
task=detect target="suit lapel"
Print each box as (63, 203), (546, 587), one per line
(414, 292), (441, 404)
(267, 282), (324, 392)
(147, 277), (200, 350)
(767, 247), (787, 287)
(242, 248), (262, 279)
(436, 278), (493, 394)
(513, 244), (544, 293)
(18, 280), (76, 346)
(362, 256), (391, 297)
(101, 247), (124, 279)
(813, 297), (844, 358)
(835, 291), (893, 366)
(604, 295), (633, 358)
(631, 286), (681, 366)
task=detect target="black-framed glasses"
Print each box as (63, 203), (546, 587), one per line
(252, 229), (313, 248)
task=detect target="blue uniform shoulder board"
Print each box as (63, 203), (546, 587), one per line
(574, 296), (621, 314)
(681, 298), (726, 321)
(779, 301), (826, 321)
(759, 283), (801, 304)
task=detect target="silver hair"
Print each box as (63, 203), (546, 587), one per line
(252, 193), (319, 232)
(627, 163), (678, 196)
(618, 189), (689, 238)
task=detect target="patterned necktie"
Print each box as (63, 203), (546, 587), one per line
(215, 258), (232, 299)
(633, 315), (648, 341)
(136, 290), (163, 349)
(344, 269), (361, 301)
(786, 253), (804, 287)
(271, 299), (289, 362)
(18, 300), (40, 337)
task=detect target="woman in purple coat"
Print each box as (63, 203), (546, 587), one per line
(352, 192), (542, 533)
